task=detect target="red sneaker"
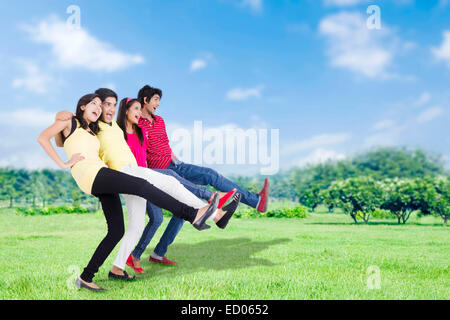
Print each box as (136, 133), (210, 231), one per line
(149, 256), (178, 266)
(256, 178), (270, 213)
(126, 254), (145, 274)
(208, 189), (237, 209)
(218, 189), (236, 209)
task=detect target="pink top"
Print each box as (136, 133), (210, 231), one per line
(126, 132), (148, 168)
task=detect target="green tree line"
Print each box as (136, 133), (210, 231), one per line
(0, 147), (448, 223)
(0, 168), (98, 209)
(231, 147), (449, 224)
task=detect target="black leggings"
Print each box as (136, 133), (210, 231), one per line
(80, 167), (199, 282)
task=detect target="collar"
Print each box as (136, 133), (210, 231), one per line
(139, 115), (158, 124)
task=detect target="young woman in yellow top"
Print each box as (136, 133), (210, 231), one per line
(37, 94), (232, 291)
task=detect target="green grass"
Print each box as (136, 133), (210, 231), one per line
(0, 207), (448, 300)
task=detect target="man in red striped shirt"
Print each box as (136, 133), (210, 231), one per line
(137, 85), (269, 213)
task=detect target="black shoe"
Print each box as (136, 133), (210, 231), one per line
(216, 193), (241, 229)
(193, 193), (219, 231)
(108, 270), (137, 281)
(75, 277), (106, 292)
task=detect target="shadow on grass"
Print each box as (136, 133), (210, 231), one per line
(306, 221), (446, 227)
(138, 237), (291, 279)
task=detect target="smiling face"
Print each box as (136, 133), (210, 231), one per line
(101, 97), (117, 123)
(81, 97), (102, 123)
(143, 94), (160, 116)
(126, 101), (142, 125)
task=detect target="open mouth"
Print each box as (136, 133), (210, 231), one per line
(92, 111), (98, 117)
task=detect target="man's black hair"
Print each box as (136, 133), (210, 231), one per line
(95, 88), (118, 102)
(137, 85), (162, 105)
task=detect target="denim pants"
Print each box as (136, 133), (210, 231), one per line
(132, 168), (213, 259)
(168, 159), (260, 208)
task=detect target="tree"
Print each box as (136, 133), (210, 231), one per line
(422, 177), (450, 225)
(323, 177), (383, 224)
(300, 186), (322, 212)
(352, 147), (445, 180)
(433, 177), (450, 225)
(0, 174), (17, 207)
(380, 178), (421, 224)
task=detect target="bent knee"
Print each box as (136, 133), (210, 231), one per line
(108, 227), (124, 243)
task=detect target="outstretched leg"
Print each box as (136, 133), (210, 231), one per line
(152, 168), (213, 201)
(167, 161), (265, 209)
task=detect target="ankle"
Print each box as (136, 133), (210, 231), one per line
(111, 265), (124, 275)
(151, 252), (163, 261)
(213, 209), (224, 223)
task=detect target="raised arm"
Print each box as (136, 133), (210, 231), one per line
(54, 111), (75, 147)
(37, 119), (84, 170)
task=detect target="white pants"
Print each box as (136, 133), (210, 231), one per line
(112, 164), (206, 269)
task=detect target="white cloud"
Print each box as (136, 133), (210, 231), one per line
(296, 148), (346, 167)
(0, 152), (59, 170)
(282, 133), (351, 156)
(0, 108), (54, 128)
(431, 30), (450, 68)
(416, 106), (445, 124)
(412, 92), (431, 108)
(226, 85), (264, 101)
(438, 0), (450, 8)
(371, 119), (396, 131)
(324, 0), (413, 6)
(190, 59), (207, 72)
(319, 11), (394, 78)
(22, 16), (144, 72)
(240, 0), (263, 14)
(364, 124), (407, 147)
(189, 52), (214, 72)
(364, 117), (407, 147)
(12, 60), (52, 94)
(323, 0), (369, 6)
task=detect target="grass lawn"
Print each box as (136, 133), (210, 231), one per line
(0, 207), (448, 300)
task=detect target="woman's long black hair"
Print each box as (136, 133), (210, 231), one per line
(75, 93), (101, 135)
(116, 98), (145, 145)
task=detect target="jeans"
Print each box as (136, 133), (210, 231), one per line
(153, 168), (213, 201)
(132, 200), (185, 258)
(132, 168), (213, 259)
(168, 159), (260, 208)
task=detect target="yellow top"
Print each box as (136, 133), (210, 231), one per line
(97, 120), (137, 170)
(63, 120), (106, 195)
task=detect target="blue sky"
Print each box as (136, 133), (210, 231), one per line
(0, 0), (449, 175)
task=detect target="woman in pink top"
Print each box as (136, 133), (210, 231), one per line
(116, 98), (238, 272)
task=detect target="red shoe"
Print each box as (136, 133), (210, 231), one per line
(208, 189), (237, 209)
(149, 256), (178, 266)
(256, 178), (270, 213)
(218, 189), (236, 209)
(126, 254), (145, 274)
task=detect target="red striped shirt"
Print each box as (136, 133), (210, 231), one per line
(138, 115), (175, 169)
